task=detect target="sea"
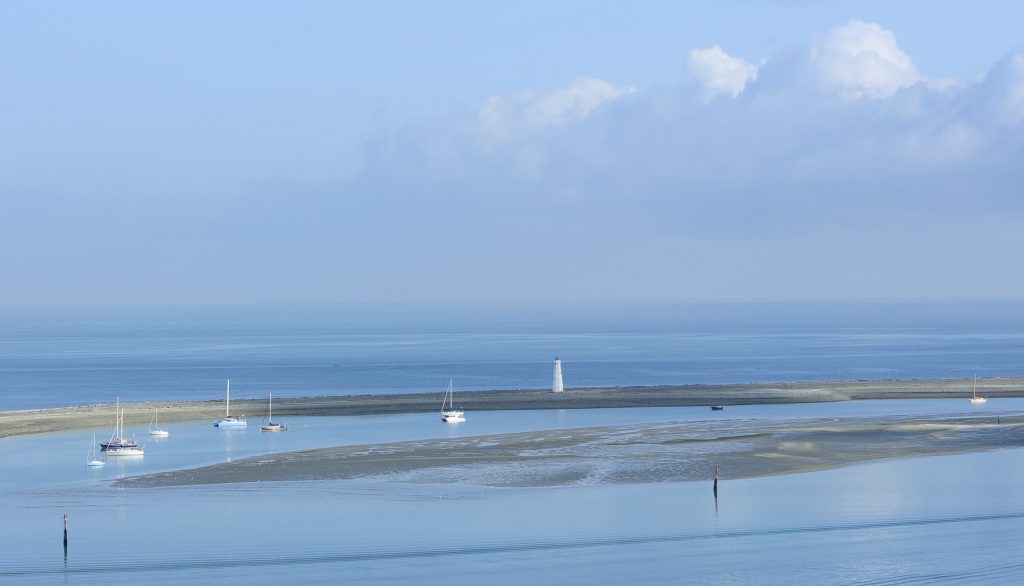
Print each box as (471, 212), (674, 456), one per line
(2, 302), (1024, 584)
(2, 301), (1024, 410)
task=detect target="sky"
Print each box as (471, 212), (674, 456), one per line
(1, 1), (1022, 306)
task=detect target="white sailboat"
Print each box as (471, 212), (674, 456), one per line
(260, 392), (286, 432)
(86, 433), (105, 467)
(106, 405), (144, 456)
(214, 379), (247, 428)
(440, 378), (465, 423)
(970, 375), (987, 404)
(148, 409), (170, 437)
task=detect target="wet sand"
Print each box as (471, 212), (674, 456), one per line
(122, 412), (1024, 488)
(3, 377), (1024, 439)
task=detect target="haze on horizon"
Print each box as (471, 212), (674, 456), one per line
(2, 1), (1022, 307)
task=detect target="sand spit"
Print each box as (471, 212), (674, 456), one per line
(3, 377), (1024, 439)
(122, 413), (1024, 489)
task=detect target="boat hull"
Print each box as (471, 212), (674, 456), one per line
(214, 418), (247, 428)
(106, 447), (144, 456)
(441, 410), (465, 423)
(100, 440), (138, 451)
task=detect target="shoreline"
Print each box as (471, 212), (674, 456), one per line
(3, 377), (1024, 439)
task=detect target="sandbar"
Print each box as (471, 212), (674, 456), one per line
(121, 412), (1024, 488)
(3, 377), (1023, 439)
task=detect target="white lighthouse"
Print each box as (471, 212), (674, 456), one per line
(552, 356), (564, 393)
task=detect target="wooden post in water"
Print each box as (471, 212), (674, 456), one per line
(63, 513), (68, 563)
(713, 464), (719, 497)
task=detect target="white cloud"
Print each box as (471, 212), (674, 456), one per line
(989, 52), (1024, 124)
(474, 77), (635, 142)
(527, 77), (635, 126)
(810, 20), (919, 100)
(687, 45), (759, 99)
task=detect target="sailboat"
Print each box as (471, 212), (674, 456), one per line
(99, 397), (140, 451)
(148, 409), (170, 436)
(86, 433), (105, 467)
(260, 392), (286, 432)
(214, 379), (247, 427)
(105, 403), (144, 456)
(440, 378), (465, 423)
(970, 375), (987, 404)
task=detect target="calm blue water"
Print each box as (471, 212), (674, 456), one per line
(2, 302), (1024, 410)
(3, 398), (1015, 492)
(2, 403), (1024, 584)
(4, 303), (1024, 583)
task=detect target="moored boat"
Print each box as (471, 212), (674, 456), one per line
(440, 378), (466, 423)
(970, 375), (987, 404)
(214, 379), (247, 428)
(86, 433), (105, 467)
(100, 397), (139, 451)
(103, 400), (144, 456)
(260, 392), (286, 432)
(148, 409), (169, 437)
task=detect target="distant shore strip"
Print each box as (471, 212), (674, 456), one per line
(3, 377), (1024, 439)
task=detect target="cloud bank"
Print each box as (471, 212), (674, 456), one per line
(5, 19), (1023, 304)
(364, 20), (1023, 211)
(348, 20), (1024, 302)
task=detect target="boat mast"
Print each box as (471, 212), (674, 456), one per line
(226, 379), (231, 417)
(268, 392), (272, 421)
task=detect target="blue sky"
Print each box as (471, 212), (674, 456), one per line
(1, 1), (1022, 305)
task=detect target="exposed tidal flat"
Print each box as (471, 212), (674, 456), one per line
(122, 412), (1024, 488)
